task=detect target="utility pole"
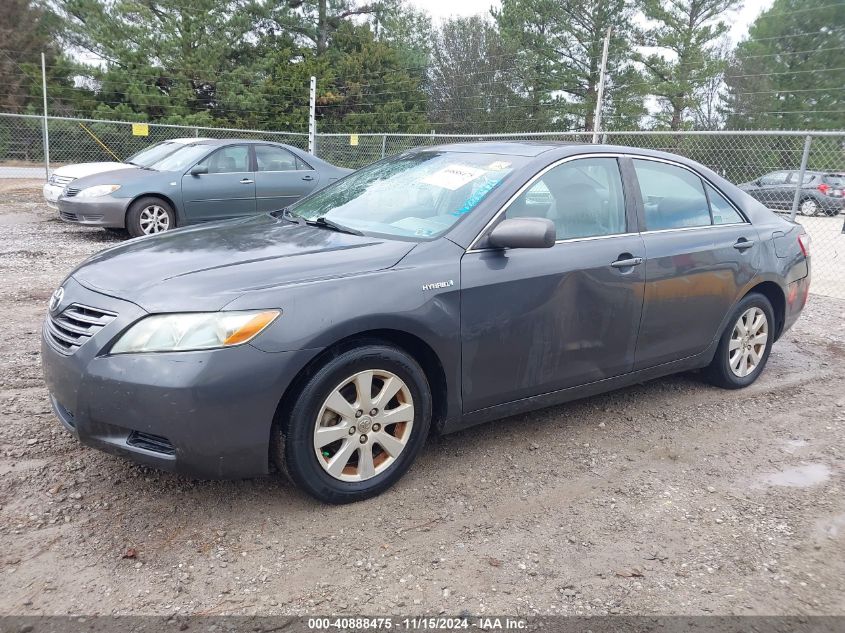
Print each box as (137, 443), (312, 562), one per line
(41, 52), (50, 180)
(592, 26), (612, 144)
(308, 76), (317, 155)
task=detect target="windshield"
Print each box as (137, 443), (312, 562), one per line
(125, 141), (185, 167)
(289, 151), (526, 239)
(148, 144), (212, 172)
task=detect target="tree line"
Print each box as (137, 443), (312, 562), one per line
(2, 0), (843, 134)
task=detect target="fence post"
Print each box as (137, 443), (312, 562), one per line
(308, 76), (317, 155)
(40, 52), (50, 181)
(592, 26), (612, 144)
(194, 127), (199, 137)
(381, 134), (387, 159)
(789, 135), (813, 221)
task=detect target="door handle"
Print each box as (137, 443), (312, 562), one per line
(610, 256), (643, 268)
(240, 178), (254, 184)
(301, 175), (314, 181)
(733, 238), (755, 251)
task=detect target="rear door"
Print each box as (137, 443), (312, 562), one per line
(460, 156), (646, 412)
(630, 157), (759, 370)
(254, 144), (321, 213)
(181, 144), (256, 223)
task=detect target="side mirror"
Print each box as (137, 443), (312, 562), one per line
(488, 218), (556, 249)
(190, 164), (208, 176)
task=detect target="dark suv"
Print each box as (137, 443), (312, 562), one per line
(739, 170), (845, 216)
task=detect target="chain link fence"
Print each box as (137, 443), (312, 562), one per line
(0, 112), (308, 178)
(1, 112), (842, 299)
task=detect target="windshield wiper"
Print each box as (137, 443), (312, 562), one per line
(306, 216), (364, 236)
(272, 207), (305, 225)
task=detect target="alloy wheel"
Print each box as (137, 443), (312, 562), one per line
(729, 307), (768, 378)
(799, 199), (818, 216)
(138, 205), (171, 234)
(313, 369), (415, 482)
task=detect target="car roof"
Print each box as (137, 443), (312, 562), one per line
(166, 137), (212, 144)
(421, 140), (576, 157)
(190, 138), (291, 146)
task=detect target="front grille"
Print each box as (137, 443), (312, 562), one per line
(50, 175), (74, 187)
(127, 431), (176, 456)
(59, 211), (78, 222)
(64, 187), (80, 197)
(45, 303), (117, 355)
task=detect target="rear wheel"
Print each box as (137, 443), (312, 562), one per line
(799, 198), (819, 217)
(705, 293), (775, 389)
(275, 344), (431, 504)
(126, 197), (176, 238)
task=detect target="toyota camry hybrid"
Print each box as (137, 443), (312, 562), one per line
(41, 142), (811, 503)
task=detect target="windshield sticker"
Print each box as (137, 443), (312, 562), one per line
(421, 164), (487, 190)
(452, 177), (504, 216)
(487, 161), (511, 171)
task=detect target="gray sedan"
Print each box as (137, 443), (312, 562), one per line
(56, 139), (351, 237)
(42, 142), (810, 503)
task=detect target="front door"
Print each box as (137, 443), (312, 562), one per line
(181, 144), (256, 223)
(758, 170), (791, 209)
(630, 157), (760, 369)
(460, 156), (646, 413)
(254, 144), (321, 213)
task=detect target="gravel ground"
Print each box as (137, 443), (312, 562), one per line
(1, 183), (844, 617)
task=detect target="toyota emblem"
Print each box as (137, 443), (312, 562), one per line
(49, 286), (65, 313)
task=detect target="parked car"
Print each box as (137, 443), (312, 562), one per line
(55, 139), (351, 237)
(42, 142), (810, 503)
(43, 138), (207, 208)
(739, 170), (845, 216)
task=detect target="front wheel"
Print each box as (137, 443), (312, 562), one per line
(276, 344), (432, 504)
(126, 197), (176, 238)
(705, 293), (775, 389)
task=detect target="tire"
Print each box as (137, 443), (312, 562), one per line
(126, 197), (176, 238)
(705, 293), (775, 389)
(798, 198), (819, 217)
(275, 344), (432, 504)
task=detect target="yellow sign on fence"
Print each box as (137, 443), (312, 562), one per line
(349, 134), (359, 146)
(132, 123), (149, 137)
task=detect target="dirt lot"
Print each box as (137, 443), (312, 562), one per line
(0, 182), (844, 617)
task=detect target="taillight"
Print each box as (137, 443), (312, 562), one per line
(818, 183), (830, 195)
(798, 233), (810, 258)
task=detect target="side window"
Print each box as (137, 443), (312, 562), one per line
(706, 184), (744, 225)
(296, 156), (314, 171)
(255, 145), (297, 172)
(506, 157), (626, 240)
(196, 145), (250, 174)
(633, 159), (711, 230)
(760, 171), (788, 186)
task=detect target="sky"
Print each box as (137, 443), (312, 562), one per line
(408, 0), (777, 43)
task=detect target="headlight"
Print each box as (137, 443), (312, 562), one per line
(110, 310), (280, 354)
(75, 184), (121, 198)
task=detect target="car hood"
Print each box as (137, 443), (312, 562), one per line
(70, 214), (417, 312)
(53, 162), (133, 179)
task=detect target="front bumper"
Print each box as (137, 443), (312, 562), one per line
(43, 183), (64, 209)
(56, 196), (130, 228)
(41, 277), (318, 479)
